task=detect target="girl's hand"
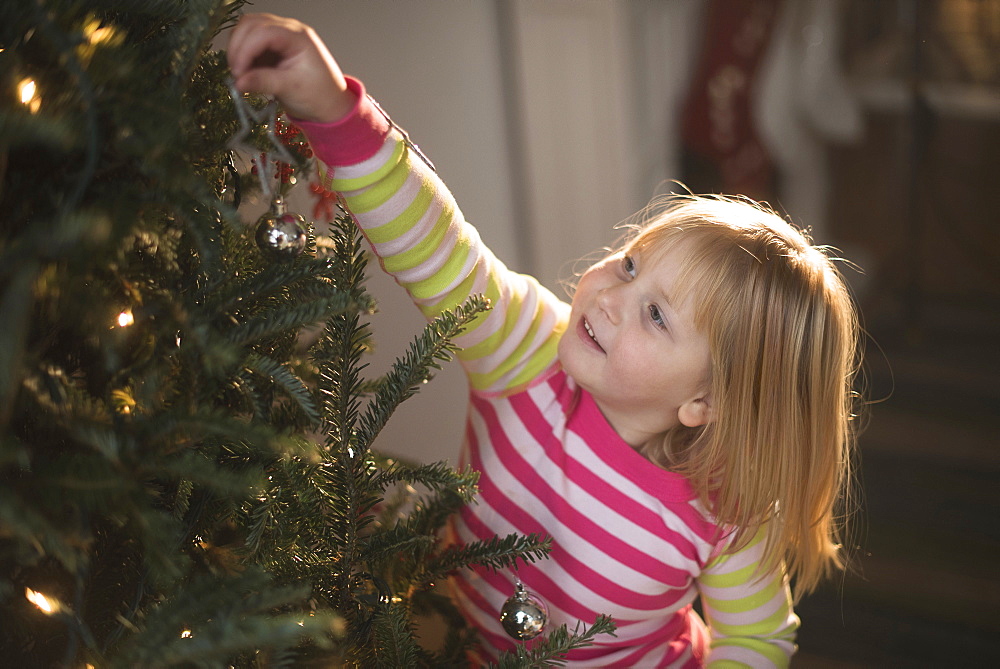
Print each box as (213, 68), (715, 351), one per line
(227, 13), (355, 123)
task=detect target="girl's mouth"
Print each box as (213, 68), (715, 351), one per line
(580, 317), (604, 352)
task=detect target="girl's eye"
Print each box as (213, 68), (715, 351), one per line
(649, 304), (665, 328)
(622, 254), (637, 278)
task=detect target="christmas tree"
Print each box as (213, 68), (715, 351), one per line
(0, 0), (613, 666)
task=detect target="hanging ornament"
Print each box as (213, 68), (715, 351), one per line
(310, 180), (339, 223)
(500, 581), (548, 641)
(226, 79), (295, 194)
(225, 78), (311, 261)
(255, 196), (307, 260)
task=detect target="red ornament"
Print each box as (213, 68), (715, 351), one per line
(310, 181), (338, 223)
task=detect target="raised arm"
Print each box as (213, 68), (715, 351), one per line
(227, 14), (569, 395)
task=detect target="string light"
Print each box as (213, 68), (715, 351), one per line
(77, 17), (122, 66)
(180, 629), (193, 638)
(117, 310), (134, 327)
(82, 17), (119, 47)
(17, 78), (41, 114)
(25, 587), (59, 615)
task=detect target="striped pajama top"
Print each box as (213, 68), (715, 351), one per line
(299, 77), (799, 667)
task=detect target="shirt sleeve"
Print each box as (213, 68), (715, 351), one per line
(293, 78), (569, 396)
(697, 527), (800, 668)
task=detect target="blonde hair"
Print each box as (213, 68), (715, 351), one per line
(624, 195), (860, 599)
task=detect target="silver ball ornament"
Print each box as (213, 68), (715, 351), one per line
(255, 196), (306, 260)
(500, 582), (548, 641)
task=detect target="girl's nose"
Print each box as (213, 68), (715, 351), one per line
(596, 286), (621, 325)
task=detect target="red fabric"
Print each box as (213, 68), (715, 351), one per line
(680, 0), (783, 198)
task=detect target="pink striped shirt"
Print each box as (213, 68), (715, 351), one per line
(299, 78), (798, 667)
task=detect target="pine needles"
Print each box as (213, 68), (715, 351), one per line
(1, 1), (615, 665)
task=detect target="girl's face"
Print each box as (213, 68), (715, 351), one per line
(558, 242), (712, 448)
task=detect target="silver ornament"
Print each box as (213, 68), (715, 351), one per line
(256, 196), (306, 260)
(500, 581), (548, 641)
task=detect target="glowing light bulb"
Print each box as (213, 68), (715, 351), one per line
(117, 310), (134, 327)
(180, 629), (193, 638)
(18, 79), (35, 104)
(18, 78), (41, 113)
(25, 588), (57, 614)
(86, 24), (117, 46)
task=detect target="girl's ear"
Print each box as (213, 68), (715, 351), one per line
(678, 395), (713, 428)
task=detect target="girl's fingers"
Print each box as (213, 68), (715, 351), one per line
(225, 13), (350, 122)
(227, 14), (303, 83)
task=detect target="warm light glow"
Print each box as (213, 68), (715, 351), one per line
(180, 629), (193, 638)
(18, 79), (34, 103)
(82, 16), (121, 46)
(117, 310), (134, 327)
(76, 17), (123, 67)
(18, 77), (41, 113)
(25, 588), (57, 614)
(86, 25), (118, 46)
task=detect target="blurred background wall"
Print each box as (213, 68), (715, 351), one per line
(241, 1), (999, 665)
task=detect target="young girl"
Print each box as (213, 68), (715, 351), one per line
(228, 13), (859, 667)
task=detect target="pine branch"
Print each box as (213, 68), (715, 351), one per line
(0, 486), (88, 572)
(313, 213), (372, 452)
(373, 459), (479, 500)
(25, 1), (101, 221)
(401, 490), (479, 552)
(172, 479), (194, 520)
(208, 257), (346, 314)
(135, 407), (303, 460)
(112, 568), (338, 668)
(368, 602), (421, 669)
(358, 523), (434, 571)
(243, 353), (322, 426)
(419, 534), (552, 589)
(355, 295), (490, 450)
(155, 449), (265, 499)
(243, 488), (281, 560)
(224, 293), (357, 346)
(0, 262), (38, 421)
(489, 615), (618, 668)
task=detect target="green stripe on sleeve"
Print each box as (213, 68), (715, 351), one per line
(502, 331), (562, 389)
(467, 300), (548, 388)
(699, 562), (760, 589)
(458, 287), (524, 361)
(363, 181), (434, 245)
(382, 206), (452, 275)
(708, 597), (794, 637)
(401, 230), (470, 301)
(340, 145), (410, 214)
(327, 141), (406, 196)
(703, 577), (783, 615)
